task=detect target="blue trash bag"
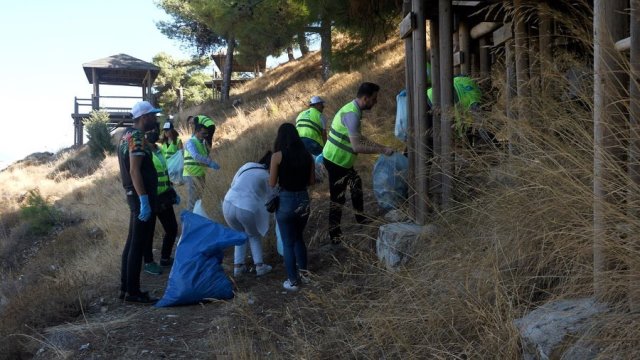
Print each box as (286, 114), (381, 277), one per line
(156, 211), (247, 307)
(373, 153), (409, 211)
(395, 89), (408, 142)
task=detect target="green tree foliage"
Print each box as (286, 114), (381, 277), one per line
(156, 0), (226, 55)
(19, 189), (61, 236)
(83, 111), (113, 158)
(152, 52), (213, 114)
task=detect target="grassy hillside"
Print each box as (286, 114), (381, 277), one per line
(1, 31), (639, 359)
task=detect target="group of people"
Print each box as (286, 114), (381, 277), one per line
(116, 81), (393, 303)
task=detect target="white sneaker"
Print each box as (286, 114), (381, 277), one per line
(255, 264), (272, 277)
(283, 279), (299, 291)
(233, 264), (247, 277)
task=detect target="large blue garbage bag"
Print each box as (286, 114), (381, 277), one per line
(156, 211), (247, 307)
(373, 153), (409, 211)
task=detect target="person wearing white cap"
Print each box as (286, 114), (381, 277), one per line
(295, 96), (327, 156)
(116, 100), (162, 304)
(160, 121), (183, 159)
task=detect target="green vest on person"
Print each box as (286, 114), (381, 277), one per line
(183, 136), (209, 177)
(196, 115), (215, 127)
(427, 76), (481, 137)
(161, 139), (182, 159)
(152, 149), (171, 195)
(322, 101), (360, 168)
(295, 107), (324, 146)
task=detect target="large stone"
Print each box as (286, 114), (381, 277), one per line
(377, 222), (424, 270)
(513, 298), (607, 360)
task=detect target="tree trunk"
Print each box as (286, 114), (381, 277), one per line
(320, 16), (332, 81)
(287, 46), (295, 61)
(221, 36), (235, 103)
(298, 31), (309, 55)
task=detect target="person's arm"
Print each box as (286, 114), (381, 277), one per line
(128, 131), (148, 196)
(177, 138), (183, 150)
(269, 151), (282, 188)
(343, 112), (393, 155)
(320, 114), (328, 143)
(186, 138), (216, 166)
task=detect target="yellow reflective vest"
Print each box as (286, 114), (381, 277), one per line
(183, 136), (209, 177)
(152, 149), (170, 195)
(295, 107), (324, 146)
(161, 139), (182, 159)
(322, 101), (360, 168)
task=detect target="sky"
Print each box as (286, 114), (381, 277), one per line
(0, 0), (307, 170)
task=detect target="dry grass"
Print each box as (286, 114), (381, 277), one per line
(2, 6), (640, 357)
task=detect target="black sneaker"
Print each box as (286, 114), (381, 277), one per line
(124, 292), (157, 305)
(160, 257), (174, 267)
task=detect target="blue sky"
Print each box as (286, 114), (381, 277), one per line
(0, 0), (196, 168)
(0, 1), (309, 169)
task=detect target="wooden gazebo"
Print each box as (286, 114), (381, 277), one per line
(71, 53), (160, 145)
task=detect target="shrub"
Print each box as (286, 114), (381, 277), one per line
(19, 189), (61, 236)
(83, 110), (113, 158)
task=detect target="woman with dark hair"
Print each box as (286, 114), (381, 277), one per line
(223, 151), (275, 277)
(269, 123), (315, 291)
(160, 122), (183, 159)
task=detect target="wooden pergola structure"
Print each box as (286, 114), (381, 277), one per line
(71, 54), (160, 145)
(401, 0), (639, 304)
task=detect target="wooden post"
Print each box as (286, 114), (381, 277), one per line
(402, 0), (417, 220)
(412, 0), (429, 224)
(91, 68), (99, 110)
(505, 37), (517, 154)
(479, 37), (490, 79)
(430, 17), (442, 207)
(593, 0), (629, 299)
(630, 0), (640, 311)
(538, 3), (552, 90)
(439, 0), (454, 209)
(459, 20), (471, 75)
(514, 0), (530, 101)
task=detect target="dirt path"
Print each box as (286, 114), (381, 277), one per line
(31, 187), (384, 359)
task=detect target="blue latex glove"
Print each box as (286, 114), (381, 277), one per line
(138, 195), (152, 222)
(208, 160), (220, 170)
(174, 194), (181, 205)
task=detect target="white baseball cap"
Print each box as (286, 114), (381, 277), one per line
(163, 122), (173, 130)
(131, 101), (161, 119)
(309, 96), (324, 105)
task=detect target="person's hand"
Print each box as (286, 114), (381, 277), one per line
(382, 147), (394, 156)
(174, 194), (181, 205)
(208, 160), (220, 170)
(138, 195), (152, 222)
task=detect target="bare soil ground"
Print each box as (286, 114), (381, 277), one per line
(29, 183), (385, 359)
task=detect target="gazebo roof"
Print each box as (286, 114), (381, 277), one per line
(82, 53), (160, 86)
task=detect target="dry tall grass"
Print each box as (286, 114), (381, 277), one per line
(2, 6), (640, 357)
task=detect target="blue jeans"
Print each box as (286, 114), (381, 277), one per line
(301, 137), (323, 156)
(275, 190), (310, 283)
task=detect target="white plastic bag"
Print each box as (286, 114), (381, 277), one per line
(166, 149), (184, 185)
(314, 154), (327, 183)
(395, 89), (408, 142)
(192, 200), (209, 219)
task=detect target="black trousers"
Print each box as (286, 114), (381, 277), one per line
(122, 195), (156, 295)
(143, 202), (178, 262)
(323, 158), (365, 240)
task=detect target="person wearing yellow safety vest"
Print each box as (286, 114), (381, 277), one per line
(322, 82), (394, 244)
(160, 121), (183, 159)
(427, 75), (488, 144)
(183, 122), (220, 211)
(295, 96), (327, 156)
(142, 124), (180, 276)
(187, 115), (216, 149)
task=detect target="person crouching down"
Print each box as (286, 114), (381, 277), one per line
(222, 151), (275, 277)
